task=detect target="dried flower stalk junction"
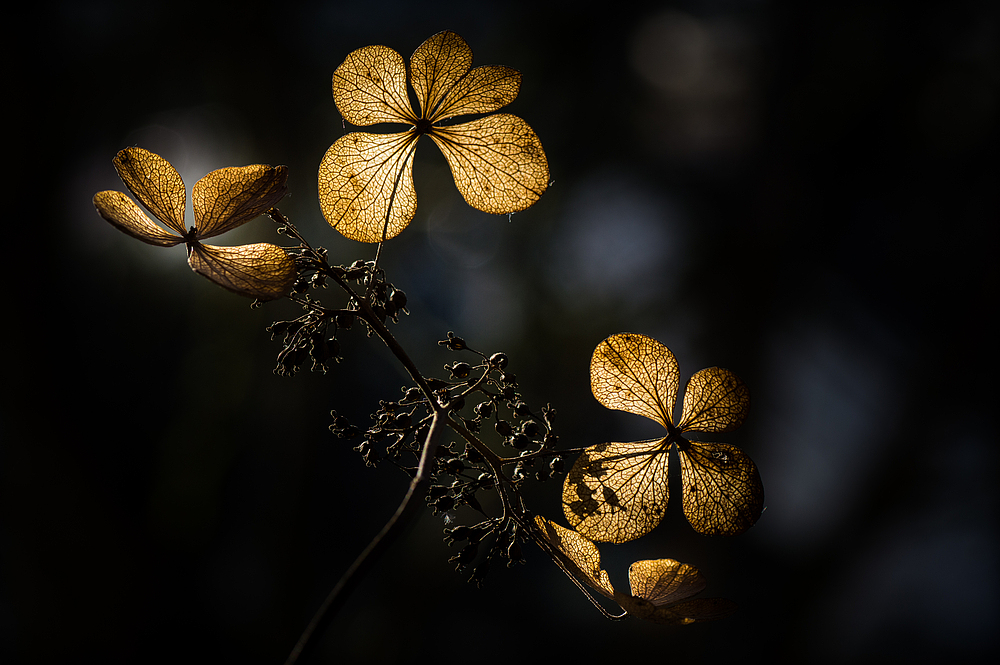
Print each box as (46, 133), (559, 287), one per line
(93, 31), (764, 664)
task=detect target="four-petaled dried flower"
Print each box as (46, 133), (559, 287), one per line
(93, 147), (297, 300)
(534, 516), (736, 624)
(563, 333), (764, 542)
(319, 30), (550, 243)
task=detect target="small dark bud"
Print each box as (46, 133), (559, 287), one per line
(336, 312), (355, 329)
(445, 458), (465, 475)
(521, 421), (540, 437)
(494, 420), (512, 437)
(449, 362), (471, 379)
(438, 332), (467, 351)
(464, 445), (484, 464)
(513, 401), (531, 416)
(469, 559), (491, 587)
(549, 457), (565, 473)
(506, 541), (523, 567)
(509, 433), (529, 450)
(402, 387), (423, 402)
(474, 401), (494, 418)
(389, 288), (408, 312)
(489, 352), (508, 369)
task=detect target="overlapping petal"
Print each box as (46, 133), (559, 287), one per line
(92, 190), (183, 247)
(627, 559), (706, 606)
(188, 243), (297, 301)
(429, 114), (548, 214)
(432, 65), (521, 121)
(409, 30), (474, 120)
(318, 131), (419, 243)
(534, 516), (614, 600)
(113, 147), (187, 235)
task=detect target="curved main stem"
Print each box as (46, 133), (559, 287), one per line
(284, 413), (446, 665)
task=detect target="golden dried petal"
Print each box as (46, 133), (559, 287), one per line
(590, 333), (678, 428)
(318, 131), (419, 243)
(533, 516), (615, 600)
(679, 367), (750, 433)
(192, 164), (288, 239)
(614, 592), (737, 625)
(431, 65), (521, 122)
(409, 31), (473, 120)
(187, 242), (296, 300)
(627, 559), (706, 606)
(678, 441), (764, 536)
(332, 44), (415, 126)
(429, 114), (548, 214)
(93, 190), (183, 247)
(113, 147), (187, 235)
(562, 438), (670, 544)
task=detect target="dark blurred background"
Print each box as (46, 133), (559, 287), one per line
(5, 0), (997, 663)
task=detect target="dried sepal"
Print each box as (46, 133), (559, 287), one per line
(188, 243), (297, 301)
(429, 114), (549, 214)
(562, 438), (670, 544)
(192, 164), (289, 238)
(590, 333), (678, 428)
(678, 440), (764, 536)
(318, 131), (419, 243)
(409, 30), (475, 119)
(533, 516), (614, 600)
(332, 44), (414, 126)
(679, 367), (750, 433)
(92, 190), (183, 247)
(112, 147), (187, 236)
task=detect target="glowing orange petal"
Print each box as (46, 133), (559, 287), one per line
(533, 516), (615, 600)
(93, 190), (183, 247)
(678, 441), (764, 536)
(318, 131), (419, 243)
(112, 147), (187, 236)
(562, 438), (670, 543)
(679, 367), (750, 433)
(332, 44), (415, 126)
(429, 114), (548, 215)
(192, 164), (288, 239)
(409, 31), (474, 120)
(589, 333), (678, 428)
(187, 242), (296, 300)
(432, 65), (521, 122)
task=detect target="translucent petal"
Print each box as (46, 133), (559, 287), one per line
(562, 438), (670, 544)
(678, 441), (764, 536)
(429, 114), (548, 214)
(318, 131), (419, 243)
(332, 44), (416, 126)
(431, 65), (520, 122)
(187, 242), (296, 300)
(409, 31), (473, 120)
(533, 516), (615, 600)
(679, 367), (750, 433)
(589, 333), (678, 428)
(113, 147), (186, 235)
(92, 190), (183, 247)
(627, 559), (706, 606)
(192, 164), (288, 239)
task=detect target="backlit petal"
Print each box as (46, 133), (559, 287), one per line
(318, 131), (419, 243)
(113, 147), (187, 235)
(679, 366), (750, 433)
(678, 441), (764, 536)
(93, 190), (184, 247)
(332, 44), (416, 126)
(533, 516), (615, 600)
(409, 31), (473, 120)
(187, 242), (296, 300)
(562, 438), (670, 544)
(429, 114), (548, 215)
(589, 333), (678, 428)
(192, 164), (288, 239)
(431, 65), (521, 122)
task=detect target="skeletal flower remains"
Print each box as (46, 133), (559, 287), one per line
(319, 30), (549, 243)
(534, 516), (736, 624)
(563, 333), (764, 542)
(93, 147), (297, 300)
